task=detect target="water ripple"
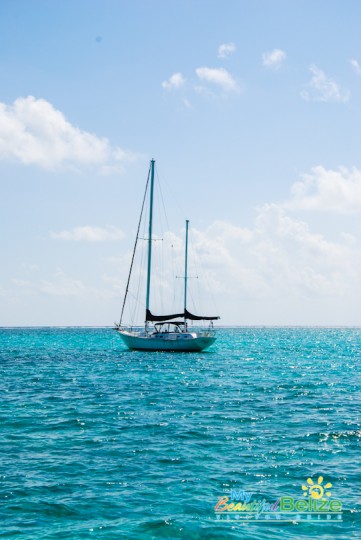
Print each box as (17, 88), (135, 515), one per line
(0, 327), (360, 539)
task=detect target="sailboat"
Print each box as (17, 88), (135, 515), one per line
(115, 159), (219, 351)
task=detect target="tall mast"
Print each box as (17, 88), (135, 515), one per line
(145, 159), (155, 323)
(184, 219), (189, 328)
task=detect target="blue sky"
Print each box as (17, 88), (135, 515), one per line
(1, 0), (361, 325)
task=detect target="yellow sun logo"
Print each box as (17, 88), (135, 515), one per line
(302, 476), (332, 499)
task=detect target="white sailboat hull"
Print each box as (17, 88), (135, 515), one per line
(117, 329), (216, 352)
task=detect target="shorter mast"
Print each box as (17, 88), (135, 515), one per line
(184, 219), (189, 328)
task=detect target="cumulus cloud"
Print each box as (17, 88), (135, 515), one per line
(6, 170), (361, 324)
(349, 59), (361, 75)
(165, 204), (358, 300)
(11, 278), (33, 288)
(4, 269), (119, 303)
(301, 65), (350, 103)
(252, 205), (357, 296)
(51, 225), (125, 242)
(40, 271), (86, 296)
(180, 205), (360, 323)
(218, 42), (236, 58)
(195, 67), (239, 92)
(101, 161), (361, 325)
(262, 48), (286, 70)
(284, 166), (361, 213)
(137, 206), (360, 323)
(162, 72), (185, 90)
(20, 263), (40, 272)
(0, 96), (136, 170)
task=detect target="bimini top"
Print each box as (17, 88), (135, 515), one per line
(146, 309), (220, 322)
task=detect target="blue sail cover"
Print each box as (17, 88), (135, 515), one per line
(146, 309), (184, 322)
(146, 309), (219, 322)
(184, 309), (220, 321)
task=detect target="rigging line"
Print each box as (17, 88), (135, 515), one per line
(133, 191), (149, 325)
(155, 166), (171, 233)
(195, 243), (219, 315)
(154, 174), (165, 314)
(159, 185), (167, 313)
(132, 181), (149, 326)
(127, 289), (146, 308)
(155, 165), (180, 312)
(190, 234), (204, 314)
(157, 162), (187, 228)
(119, 165), (151, 326)
(133, 236), (145, 325)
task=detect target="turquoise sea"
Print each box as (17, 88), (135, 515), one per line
(0, 327), (360, 539)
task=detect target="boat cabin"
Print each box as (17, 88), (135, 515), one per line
(153, 321), (185, 334)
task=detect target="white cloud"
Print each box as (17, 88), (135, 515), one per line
(162, 72), (185, 90)
(5, 170), (361, 324)
(134, 206), (357, 323)
(20, 263), (40, 272)
(4, 156), (361, 324)
(40, 271), (86, 296)
(189, 206), (360, 306)
(284, 166), (361, 213)
(142, 202), (360, 306)
(218, 42), (236, 58)
(98, 164), (361, 325)
(301, 65), (350, 103)
(262, 48), (286, 70)
(51, 225), (125, 242)
(350, 59), (361, 75)
(182, 98), (191, 109)
(0, 96), (136, 170)
(254, 204), (357, 295)
(11, 278), (33, 288)
(195, 67), (239, 92)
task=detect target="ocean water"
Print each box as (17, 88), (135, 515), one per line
(0, 327), (360, 539)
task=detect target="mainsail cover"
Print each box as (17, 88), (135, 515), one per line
(146, 308), (219, 322)
(146, 309), (184, 322)
(184, 309), (220, 321)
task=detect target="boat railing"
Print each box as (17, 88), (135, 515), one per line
(115, 325), (144, 334)
(192, 327), (216, 338)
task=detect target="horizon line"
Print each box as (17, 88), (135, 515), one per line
(1, 325), (361, 329)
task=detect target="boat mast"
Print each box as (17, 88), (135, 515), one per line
(184, 219), (189, 328)
(145, 159), (155, 329)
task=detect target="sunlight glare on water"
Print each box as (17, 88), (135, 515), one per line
(0, 327), (360, 539)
